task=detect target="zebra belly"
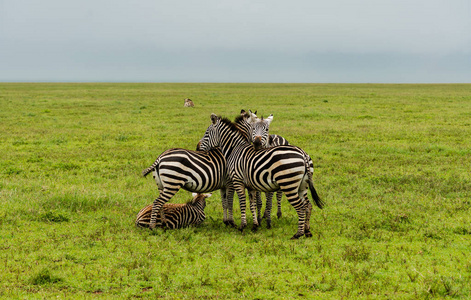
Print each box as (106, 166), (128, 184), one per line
(182, 183), (222, 193)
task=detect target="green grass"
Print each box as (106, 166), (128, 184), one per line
(1, 83), (471, 298)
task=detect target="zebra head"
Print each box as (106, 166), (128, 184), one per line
(191, 192), (212, 208)
(198, 113), (222, 151)
(235, 109), (256, 137)
(249, 110), (273, 150)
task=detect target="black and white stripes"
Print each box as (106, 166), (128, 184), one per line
(140, 110), (323, 239)
(136, 193), (211, 229)
(142, 147), (231, 229)
(198, 114), (323, 239)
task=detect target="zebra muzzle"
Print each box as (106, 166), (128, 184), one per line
(253, 136), (262, 150)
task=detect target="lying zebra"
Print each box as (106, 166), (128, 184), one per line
(136, 193), (211, 229)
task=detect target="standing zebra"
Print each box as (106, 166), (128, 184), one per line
(248, 111), (315, 229)
(248, 111), (288, 221)
(198, 114), (323, 239)
(142, 147), (234, 229)
(135, 193), (211, 229)
(243, 110), (291, 226)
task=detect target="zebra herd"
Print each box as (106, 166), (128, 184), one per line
(137, 110), (323, 239)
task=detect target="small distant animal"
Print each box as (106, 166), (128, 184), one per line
(135, 193), (211, 229)
(184, 98), (195, 107)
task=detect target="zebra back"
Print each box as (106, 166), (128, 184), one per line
(269, 134), (289, 147)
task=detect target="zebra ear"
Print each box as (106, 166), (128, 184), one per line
(205, 193), (212, 198)
(266, 114), (274, 125)
(210, 113), (218, 124)
(249, 110), (258, 123)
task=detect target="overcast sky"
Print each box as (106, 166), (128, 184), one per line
(1, 0), (470, 83)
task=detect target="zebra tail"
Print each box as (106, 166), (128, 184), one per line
(309, 180), (324, 209)
(142, 159), (159, 177)
(302, 149), (324, 209)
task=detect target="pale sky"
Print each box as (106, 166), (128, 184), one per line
(1, 0), (470, 83)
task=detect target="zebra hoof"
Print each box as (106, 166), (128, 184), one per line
(305, 231), (313, 238)
(239, 225), (246, 232)
(227, 220), (237, 228)
(277, 212), (282, 219)
(290, 233), (303, 240)
(266, 221), (272, 229)
(149, 223), (157, 230)
(251, 225), (259, 232)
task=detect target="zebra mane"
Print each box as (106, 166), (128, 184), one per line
(234, 114), (245, 124)
(233, 113), (251, 143)
(218, 116), (250, 143)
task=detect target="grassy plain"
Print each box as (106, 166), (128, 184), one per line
(1, 83), (470, 299)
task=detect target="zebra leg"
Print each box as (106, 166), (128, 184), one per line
(282, 190), (306, 239)
(304, 195), (313, 238)
(225, 182), (237, 228)
(298, 185), (313, 237)
(276, 191), (283, 219)
(255, 191), (262, 225)
(220, 188), (229, 225)
(249, 190), (260, 232)
(149, 187), (179, 229)
(234, 182), (248, 232)
(263, 192), (274, 229)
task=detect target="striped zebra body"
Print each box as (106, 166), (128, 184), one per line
(199, 114), (323, 239)
(246, 110), (292, 227)
(142, 147), (235, 229)
(269, 134), (289, 147)
(236, 111), (306, 229)
(136, 193), (210, 229)
(248, 111), (315, 227)
(260, 133), (291, 224)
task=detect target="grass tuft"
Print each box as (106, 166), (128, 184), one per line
(38, 211), (70, 223)
(30, 269), (63, 285)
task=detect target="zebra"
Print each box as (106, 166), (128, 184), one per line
(251, 113), (316, 227)
(198, 113), (323, 239)
(142, 147), (234, 229)
(243, 110), (291, 226)
(136, 193), (212, 229)
(184, 98), (195, 107)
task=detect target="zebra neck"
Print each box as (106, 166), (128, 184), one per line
(192, 200), (206, 210)
(219, 124), (249, 158)
(234, 118), (251, 141)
